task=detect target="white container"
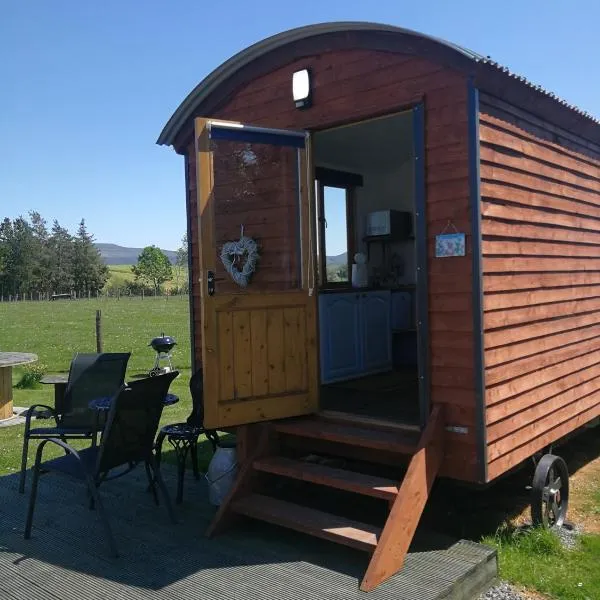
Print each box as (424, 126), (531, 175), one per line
(205, 443), (238, 506)
(352, 252), (368, 288)
(352, 264), (368, 288)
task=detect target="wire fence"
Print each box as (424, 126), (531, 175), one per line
(0, 289), (190, 302)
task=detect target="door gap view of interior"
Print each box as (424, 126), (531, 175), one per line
(313, 110), (421, 425)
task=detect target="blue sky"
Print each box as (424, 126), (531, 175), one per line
(1, 0), (598, 251)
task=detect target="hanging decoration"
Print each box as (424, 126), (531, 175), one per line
(220, 226), (260, 287)
(435, 220), (466, 258)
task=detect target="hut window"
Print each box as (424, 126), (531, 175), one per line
(315, 171), (359, 286)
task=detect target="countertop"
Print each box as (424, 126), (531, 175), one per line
(318, 285), (415, 294)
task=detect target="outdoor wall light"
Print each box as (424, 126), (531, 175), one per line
(292, 68), (312, 109)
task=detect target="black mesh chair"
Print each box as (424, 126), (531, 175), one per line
(24, 371), (179, 557)
(19, 352), (131, 493)
(154, 370), (219, 503)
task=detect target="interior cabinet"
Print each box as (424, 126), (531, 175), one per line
(361, 291), (392, 372)
(319, 290), (391, 384)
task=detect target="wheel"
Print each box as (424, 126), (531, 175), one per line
(531, 454), (569, 528)
(148, 367), (161, 377)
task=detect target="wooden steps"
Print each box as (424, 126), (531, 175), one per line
(254, 456), (399, 500)
(207, 407), (446, 592)
(273, 417), (419, 454)
(232, 493), (380, 552)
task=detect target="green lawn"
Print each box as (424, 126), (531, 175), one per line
(480, 428), (600, 600)
(0, 295), (222, 476)
(483, 527), (600, 600)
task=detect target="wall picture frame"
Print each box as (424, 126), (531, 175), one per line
(435, 232), (466, 258)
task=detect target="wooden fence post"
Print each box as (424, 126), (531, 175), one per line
(96, 310), (103, 353)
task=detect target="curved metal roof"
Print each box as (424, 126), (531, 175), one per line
(157, 21), (599, 148)
(157, 21), (484, 147)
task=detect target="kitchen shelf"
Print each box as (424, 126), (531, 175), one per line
(363, 235), (415, 261)
(363, 235), (415, 243)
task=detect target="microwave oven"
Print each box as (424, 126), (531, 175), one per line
(365, 210), (412, 239)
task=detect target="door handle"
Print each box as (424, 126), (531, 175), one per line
(207, 271), (215, 296)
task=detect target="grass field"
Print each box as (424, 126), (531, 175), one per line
(0, 295), (224, 476)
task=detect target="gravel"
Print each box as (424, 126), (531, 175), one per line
(478, 581), (525, 600)
(552, 521), (582, 550)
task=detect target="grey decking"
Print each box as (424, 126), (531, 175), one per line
(0, 466), (496, 599)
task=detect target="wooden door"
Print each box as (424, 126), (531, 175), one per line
(195, 118), (319, 429)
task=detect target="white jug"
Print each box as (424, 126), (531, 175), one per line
(205, 442), (238, 506)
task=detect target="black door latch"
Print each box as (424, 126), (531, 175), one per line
(207, 271), (215, 296)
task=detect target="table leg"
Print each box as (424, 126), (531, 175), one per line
(54, 383), (68, 413)
(0, 366), (13, 420)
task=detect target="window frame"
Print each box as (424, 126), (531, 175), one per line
(315, 167), (363, 289)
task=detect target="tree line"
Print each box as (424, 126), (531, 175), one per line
(0, 212), (109, 297)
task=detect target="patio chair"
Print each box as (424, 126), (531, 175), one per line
(19, 352), (131, 494)
(154, 369), (219, 503)
(24, 371), (179, 557)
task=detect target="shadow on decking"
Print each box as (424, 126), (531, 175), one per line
(0, 462), (483, 600)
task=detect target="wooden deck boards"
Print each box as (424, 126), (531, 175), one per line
(0, 466), (496, 599)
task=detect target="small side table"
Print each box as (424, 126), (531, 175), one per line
(0, 353), (38, 420)
(40, 375), (69, 412)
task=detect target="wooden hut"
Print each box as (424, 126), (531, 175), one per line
(158, 22), (600, 591)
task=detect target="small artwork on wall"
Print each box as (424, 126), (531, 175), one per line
(435, 233), (466, 258)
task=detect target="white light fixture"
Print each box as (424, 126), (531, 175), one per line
(292, 68), (311, 109)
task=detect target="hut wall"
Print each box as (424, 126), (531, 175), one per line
(185, 48), (478, 480)
(479, 93), (600, 481)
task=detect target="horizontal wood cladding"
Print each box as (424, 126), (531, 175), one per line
(479, 94), (600, 481)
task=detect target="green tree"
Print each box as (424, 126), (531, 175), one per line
(131, 246), (173, 294)
(47, 220), (74, 294)
(72, 219), (109, 295)
(0, 216), (38, 296)
(28, 211), (51, 293)
(173, 233), (188, 292)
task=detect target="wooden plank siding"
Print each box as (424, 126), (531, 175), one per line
(184, 48), (476, 480)
(479, 94), (600, 481)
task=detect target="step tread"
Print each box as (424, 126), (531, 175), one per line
(232, 493), (380, 552)
(274, 417), (420, 454)
(254, 456), (399, 500)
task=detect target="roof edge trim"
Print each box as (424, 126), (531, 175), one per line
(157, 21), (482, 147)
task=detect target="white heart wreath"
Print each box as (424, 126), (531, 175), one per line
(220, 235), (260, 287)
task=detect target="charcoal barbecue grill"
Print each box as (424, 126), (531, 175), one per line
(149, 333), (176, 376)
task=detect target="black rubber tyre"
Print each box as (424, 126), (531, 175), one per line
(531, 454), (569, 528)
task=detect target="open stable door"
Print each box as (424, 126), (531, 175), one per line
(195, 118), (319, 429)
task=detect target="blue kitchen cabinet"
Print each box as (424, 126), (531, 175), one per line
(361, 291), (392, 373)
(319, 290), (392, 383)
(319, 293), (362, 383)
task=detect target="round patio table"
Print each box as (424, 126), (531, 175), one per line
(0, 352), (38, 420)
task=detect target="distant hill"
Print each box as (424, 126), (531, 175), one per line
(326, 252), (347, 265)
(95, 243), (177, 265)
